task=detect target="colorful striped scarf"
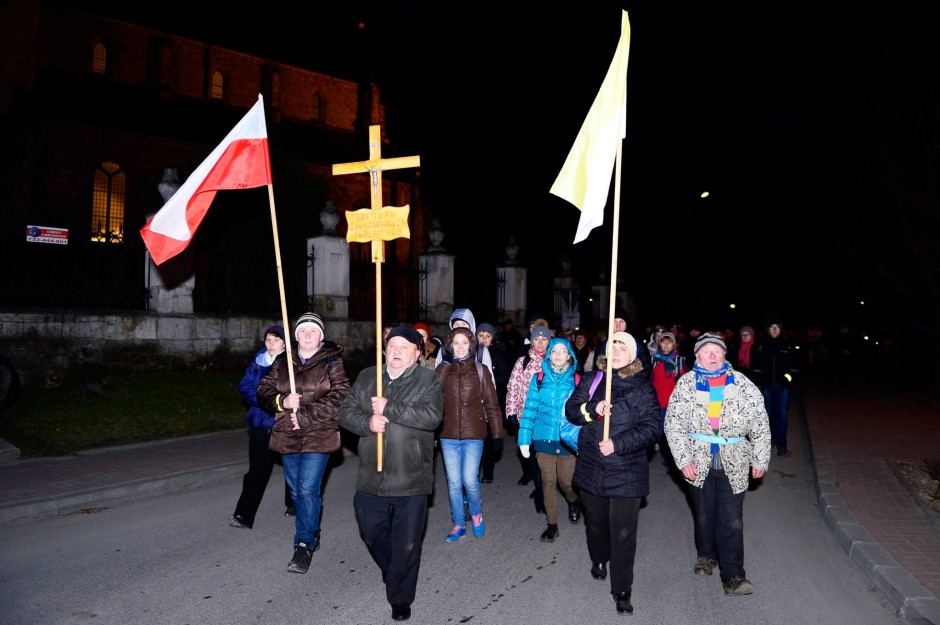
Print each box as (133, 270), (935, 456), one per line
(694, 361), (735, 455)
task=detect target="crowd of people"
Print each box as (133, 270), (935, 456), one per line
(227, 308), (813, 620)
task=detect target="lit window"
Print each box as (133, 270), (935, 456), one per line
(92, 42), (107, 74)
(211, 70), (224, 100)
(91, 162), (125, 244)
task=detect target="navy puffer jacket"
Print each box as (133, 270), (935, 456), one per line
(564, 358), (659, 498)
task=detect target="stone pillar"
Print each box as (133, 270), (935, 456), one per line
(419, 218), (454, 324)
(496, 236), (526, 326)
(591, 274), (633, 326)
(146, 167), (194, 314)
(554, 254), (580, 330)
(307, 201), (349, 319)
(420, 254), (454, 324)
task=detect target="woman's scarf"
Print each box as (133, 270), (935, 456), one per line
(652, 349), (681, 377)
(737, 340), (754, 369)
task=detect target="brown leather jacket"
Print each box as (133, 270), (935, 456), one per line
(436, 358), (503, 440)
(258, 341), (350, 455)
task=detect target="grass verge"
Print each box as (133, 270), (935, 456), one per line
(0, 369), (246, 458)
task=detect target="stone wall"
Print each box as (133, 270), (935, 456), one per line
(0, 312), (447, 390)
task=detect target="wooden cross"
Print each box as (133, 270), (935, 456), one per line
(333, 124), (420, 472)
(333, 125), (420, 263)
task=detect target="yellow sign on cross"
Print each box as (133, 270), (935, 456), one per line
(346, 205), (411, 243)
(333, 125), (420, 262)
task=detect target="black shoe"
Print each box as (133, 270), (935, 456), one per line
(518, 475), (532, 486)
(591, 562), (607, 580)
(777, 448), (791, 457)
(391, 604), (411, 621)
(284, 506), (296, 517)
(480, 477), (493, 484)
(287, 541), (313, 574)
(568, 500), (581, 524)
(614, 591), (633, 614)
(540, 524), (559, 542)
(228, 514), (250, 529)
(534, 489), (545, 514)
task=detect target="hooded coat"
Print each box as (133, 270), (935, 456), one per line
(518, 337), (579, 455)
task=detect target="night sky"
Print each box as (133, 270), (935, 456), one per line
(64, 1), (940, 336)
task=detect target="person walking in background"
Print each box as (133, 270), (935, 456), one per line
(750, 319), (799, 457)
(435, 327), (504, 542)
(228, 324), (295, 529)
(413, 322), (436, 371)
(477, 321), (508, 483)
(564, 332), (659, 615)
(572, 329), (594, 376)
(729, 325), (757, 379)
(518, 337), (582, 542)
(337, 326), (444, 622)
(434, 308), (495, 387)
(506, 324), (552, 510)
(593, 308), (652, 376)
(257, 313), (350, 574)
(664, 332), (771, 596)
(649, 331), (687, 474)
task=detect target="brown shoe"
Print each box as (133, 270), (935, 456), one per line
(723, 576), (754, 595)
(693, 556), (718, 576)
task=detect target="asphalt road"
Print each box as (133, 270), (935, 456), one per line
(0, 435), (900, 625)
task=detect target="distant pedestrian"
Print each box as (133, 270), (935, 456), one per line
(337, 326), (444, 622)
(228, 324), (295, 529)
(750, 319), (799, 457)
(257, 312), (351, 575)
(477, 321), (509, 483)
(664, 332), (771, 596)
(649, 331), (687, 473)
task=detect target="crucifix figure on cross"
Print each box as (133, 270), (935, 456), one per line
(333, 124), (420, 471)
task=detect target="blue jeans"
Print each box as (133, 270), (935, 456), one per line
(440, 438), (484, 526)
(281, 452), (329, 546)
(762, 386), (790, 452)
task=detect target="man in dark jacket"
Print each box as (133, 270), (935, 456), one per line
(750, 319), (799, 457)
(338, 326), (444, 623)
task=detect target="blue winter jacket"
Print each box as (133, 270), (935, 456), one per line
(518, 337), (578, 455)
(239, 348), (276, 430)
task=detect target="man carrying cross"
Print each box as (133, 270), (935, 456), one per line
(334, 126), (442, 622)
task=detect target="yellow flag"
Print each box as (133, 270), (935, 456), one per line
(550, 10), (630, 244)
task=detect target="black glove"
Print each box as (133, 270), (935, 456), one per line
(492, 437), (504, 454)
(508, 414), (519, 427)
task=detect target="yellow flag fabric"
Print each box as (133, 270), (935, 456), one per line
(550, 10), (630, 244)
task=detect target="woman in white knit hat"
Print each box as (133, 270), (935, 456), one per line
(257, 312), (350, 575)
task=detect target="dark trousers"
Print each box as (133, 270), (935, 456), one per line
(688, 466), (746, 581)
(763, 386), (791, 452)
(233, 426), (293, 526)
(480, 421), (496, 480)
(658, 407), (674, 469)
(353, 491), (428, 607)
(580, 490), (640, 595)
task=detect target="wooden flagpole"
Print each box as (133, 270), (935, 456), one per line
(267, 184), (300, 429)
(603, 142), (624, 442)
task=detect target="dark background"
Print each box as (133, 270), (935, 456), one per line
(61, 1), (940, 341)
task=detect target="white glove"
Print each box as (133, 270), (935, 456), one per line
(520, 444), (530, 458)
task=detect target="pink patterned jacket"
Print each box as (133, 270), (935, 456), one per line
(504, 348), (545, 419)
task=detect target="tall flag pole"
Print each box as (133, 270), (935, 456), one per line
(141, 94), (301, 429)
(550, 11), (630, 440)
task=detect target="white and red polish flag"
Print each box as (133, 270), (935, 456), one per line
(141, 95), (272, 265)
